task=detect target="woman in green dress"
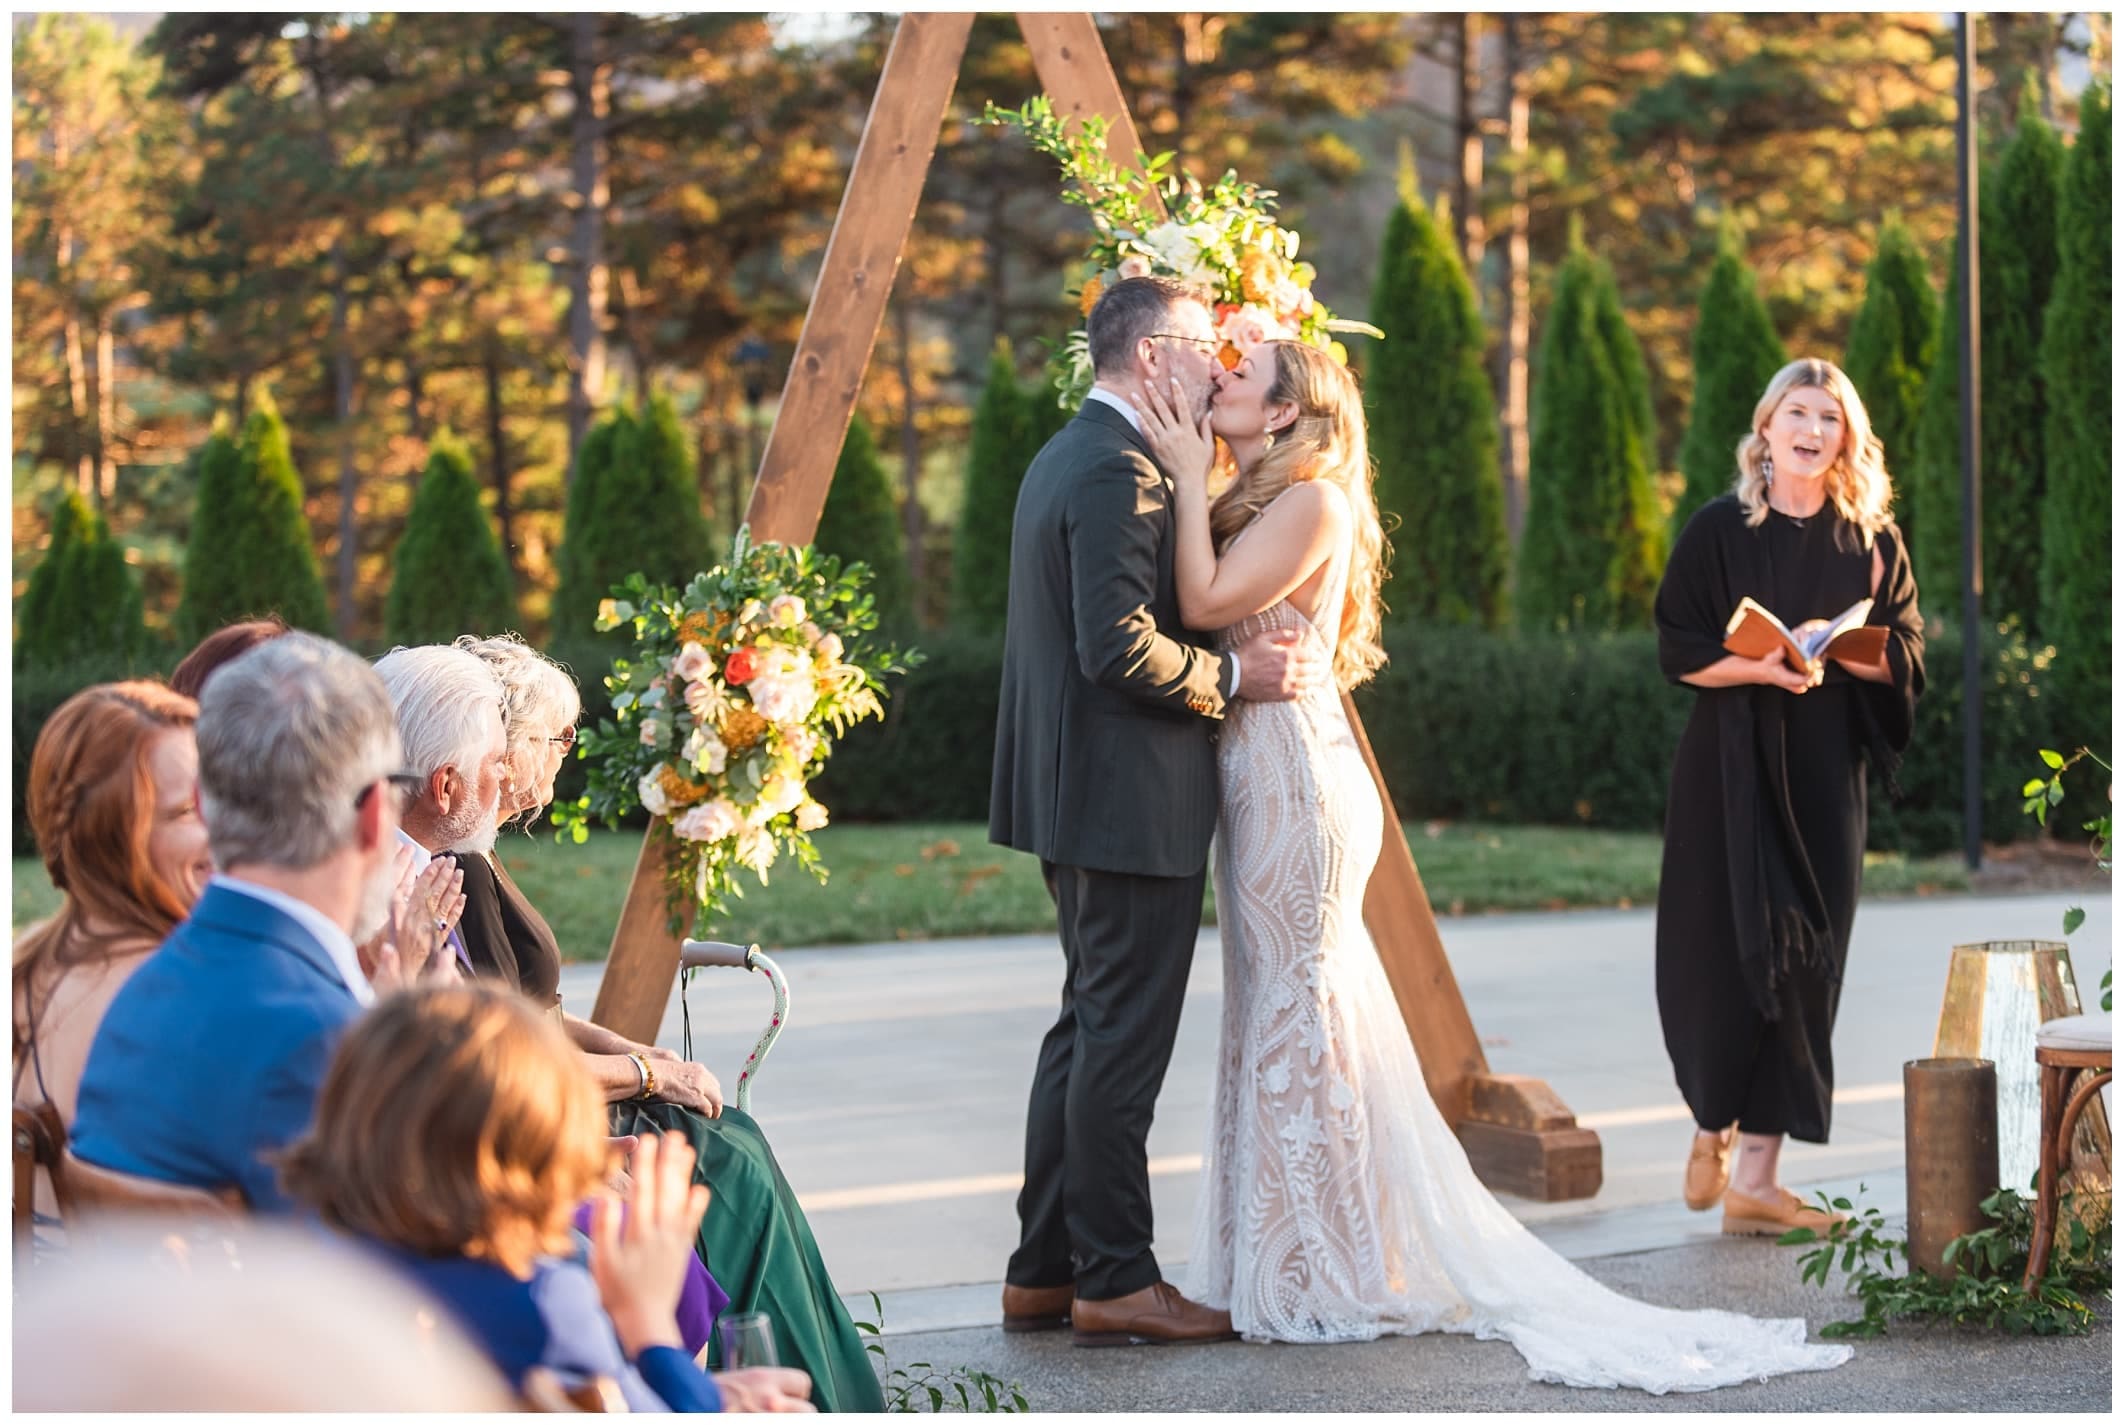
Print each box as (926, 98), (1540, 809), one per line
(443, 633), (885, 1413)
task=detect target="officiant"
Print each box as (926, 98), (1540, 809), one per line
(1651, 357), (1924, 1239)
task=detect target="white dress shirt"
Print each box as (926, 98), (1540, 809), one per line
(1084, 385), (1242, 700)
(209, 874), (376, 1008)
(396, 828), (432, 874)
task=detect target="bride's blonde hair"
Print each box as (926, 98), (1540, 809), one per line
(1208, 340), (1388, 689)
(1734, 357), (1895, 547)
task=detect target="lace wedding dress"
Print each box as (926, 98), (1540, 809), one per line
(1182, 539), (1853, 1393)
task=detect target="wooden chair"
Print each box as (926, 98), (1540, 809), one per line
(520, 1367), (628, 1413)
(13, 1102), (65, 1259)
(2023, 1011), (2112, 1290)
(53, 1146), (244, 1249)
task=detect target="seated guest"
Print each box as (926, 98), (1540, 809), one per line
(281, 983), (815, 1414)
(13, 682), (209, 1242)
(68, 634), (415, 1209)
(446, 633), (889, 1413)
(169, 616), (291, 700)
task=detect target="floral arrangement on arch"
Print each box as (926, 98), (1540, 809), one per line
(983, 94), (1382, 409)
(553, 530), (918, 932)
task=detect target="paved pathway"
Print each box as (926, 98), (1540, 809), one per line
(560, 890), (2110, 1309)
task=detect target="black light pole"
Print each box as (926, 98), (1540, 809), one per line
(1956, 13), (1983, 872)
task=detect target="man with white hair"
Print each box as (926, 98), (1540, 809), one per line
(374, 643), (512, 867)
(71, 633), (414, 1209)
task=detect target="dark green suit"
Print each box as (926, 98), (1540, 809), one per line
(988, 396), (1235, 1301)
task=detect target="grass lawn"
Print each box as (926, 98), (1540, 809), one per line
(11, 820), (1972, 958)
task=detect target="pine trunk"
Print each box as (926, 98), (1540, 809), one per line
(1456, 13), (1486, 283)
(565, 13), (611, 482)
(484, 346), (517, 588)
(1497, 14), (1531, 542)
(94, 318), (117, 501)
(330, 239), (359, 641)
(895, 297), (926, 611)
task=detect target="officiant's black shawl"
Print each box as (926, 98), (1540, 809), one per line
(1652, 493), (1923, 1142)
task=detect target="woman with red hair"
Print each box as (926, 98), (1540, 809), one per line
(12, 681), (213, 1241)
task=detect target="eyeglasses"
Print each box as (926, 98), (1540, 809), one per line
(547, 727), (578, 751)
(355, 771), (426, 814)
(1149, 333), (1220, 350)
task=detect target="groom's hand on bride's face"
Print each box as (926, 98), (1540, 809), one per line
(1236, 629), (1325, 703)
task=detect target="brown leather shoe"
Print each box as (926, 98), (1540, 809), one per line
(1683, 1125), (1737, 1211)
(1071, 1281), (1238, 1348)
(1000, 1282), (1075, 1333)
(1721, 1186), (1849, 1238)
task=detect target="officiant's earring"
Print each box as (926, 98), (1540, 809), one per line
(1759, 456), (1774, 487)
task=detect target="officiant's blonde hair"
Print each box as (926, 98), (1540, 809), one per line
(1735, 358), (1894, 546)
(1208, 341), (1387, 690)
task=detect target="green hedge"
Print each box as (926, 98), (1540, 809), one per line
(16, 626), (2069, 862)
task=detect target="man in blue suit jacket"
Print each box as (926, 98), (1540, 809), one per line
(71, 633), (421, 1210)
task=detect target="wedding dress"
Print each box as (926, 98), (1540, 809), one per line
(1182, 534), (1853, 1393)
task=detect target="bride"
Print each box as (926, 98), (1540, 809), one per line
(1134, 341), (1852, 1393)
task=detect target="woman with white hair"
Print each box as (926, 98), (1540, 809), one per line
(1654, 357), (1925, 1236)
(446, 633), (888, 1413)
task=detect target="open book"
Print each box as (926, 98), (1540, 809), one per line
(1722, 596), (1889, 673)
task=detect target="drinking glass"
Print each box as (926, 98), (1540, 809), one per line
(718, 1311), (779, 1370)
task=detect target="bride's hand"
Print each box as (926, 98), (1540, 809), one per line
(1139, 374), (1216, 486)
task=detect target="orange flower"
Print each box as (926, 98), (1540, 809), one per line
(658, 764), (711, 808)
(1238, 251), (1282, 306)
(1216, 343), (1243, 371)
(1078, 274), (1104, 317)
(719, 705), (769, 752)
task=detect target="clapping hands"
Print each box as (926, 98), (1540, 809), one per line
(359, 847), (466, 992)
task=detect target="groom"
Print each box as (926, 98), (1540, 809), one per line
(988, 277), (1320, 1346)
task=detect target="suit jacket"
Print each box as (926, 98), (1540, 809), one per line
(69, 882), (365, 1211)
(988, 399), (1234, 878)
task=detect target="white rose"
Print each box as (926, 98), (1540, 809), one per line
(1117, 254), (1152, 281)
(737, 825), (777, 876)
(768, 594), (806, 628)
(756, 774), (806, 821)
(674, 799), (742, 844)
(815, 632), (845, 664)
(795, 799), (829, 832)
(638, 771), (673, 818)
(639, 718), (665, 749)
(782, 726), (820, 766)
(682, 727), (729, 776)
(673, 643), (713, 681)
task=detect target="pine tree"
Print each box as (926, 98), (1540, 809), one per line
(953, 342), (1036, 634)
(176, 398), (330, 642)
(1365, 163), (1509, 628)
(16, 490), (146, 669)
(1517, 230), (1664, 632)
(552, 395), (713, 644)
(1911, 84), (2066, 628)
(2038, 83), (2110, 727)
(814, 416), (913, 633)
(1843, 213), (1938, 530)
(385, 432), (517, 645)
(1673, 220), (1787, 533)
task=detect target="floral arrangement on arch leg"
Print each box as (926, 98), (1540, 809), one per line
(982, 94), (1382, 410)
(552, 529), (920, 933)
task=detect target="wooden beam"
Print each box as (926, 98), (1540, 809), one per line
(594, 13), (974, 1042)
(743, 11), (975, 548)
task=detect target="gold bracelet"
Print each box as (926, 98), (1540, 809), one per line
(627, 1051), (658, 1100)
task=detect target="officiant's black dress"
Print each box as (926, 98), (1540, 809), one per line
(1653, 494), (1924, 1143)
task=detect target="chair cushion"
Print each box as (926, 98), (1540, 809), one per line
(2037, 1011), (2112, 1053)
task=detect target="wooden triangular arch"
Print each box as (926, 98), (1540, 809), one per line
(592, 13), (1600, 1201)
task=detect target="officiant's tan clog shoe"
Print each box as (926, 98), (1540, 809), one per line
(1001, 1282), (1075, 1333)
(1720, 1186), (1849, 1238)
(1682, 1125), (1737, 1211)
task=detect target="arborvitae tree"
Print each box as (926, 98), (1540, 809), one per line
(552, 395), (712, 645)
(954, 342), (1037, 634)
(177, 398), (330, 642)
(385, 432), (517, 645)
(1842, 214), (1937, 532)
(17, 490), (146, 669)
(1673, 220), (1787, 534)
(814, 415), (913, 633)
(1517, 232), (1664, 632)
(2038, 83), (2110, 728)
(1365, 163), (1509, 628)
(1911, 84), (2066, 628)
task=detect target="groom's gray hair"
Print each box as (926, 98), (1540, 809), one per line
(1088, 276), (1205, 377)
